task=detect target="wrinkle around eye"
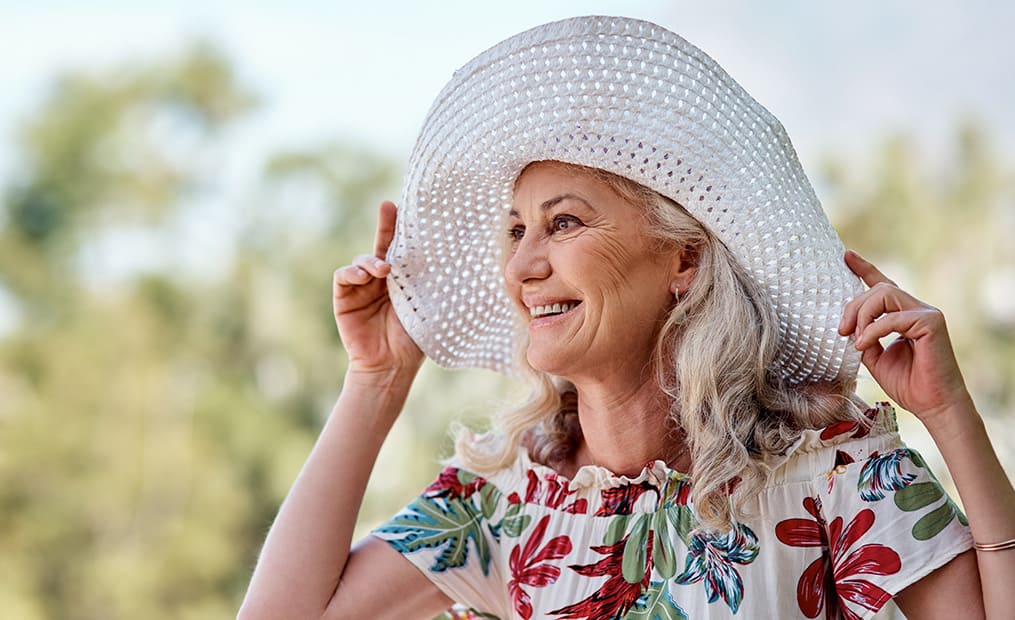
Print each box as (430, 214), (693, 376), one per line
(551, 214), (584, 234)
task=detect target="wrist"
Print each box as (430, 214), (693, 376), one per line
(331, 366), (419, 433)
(919, 395), (981, 439)
(344, 363), (420, 393)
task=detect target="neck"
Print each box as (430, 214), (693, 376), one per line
(565, 365), (688, 478)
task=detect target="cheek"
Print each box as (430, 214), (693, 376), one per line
(585, 234), (637, 292)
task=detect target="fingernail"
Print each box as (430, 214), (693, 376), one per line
(373, 258), (384, 268)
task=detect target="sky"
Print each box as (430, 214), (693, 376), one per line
(3, 1), (1014, 166)
(0, 0), (1013, 330)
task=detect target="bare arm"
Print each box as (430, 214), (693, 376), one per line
(238, 202), (452, 619)
(893, 401), (1013, 619)
(841, 250), (1015, 619)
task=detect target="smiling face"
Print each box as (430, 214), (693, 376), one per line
(505, 162), (685, 382)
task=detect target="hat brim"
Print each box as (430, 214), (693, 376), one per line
(386, 15), (863, 385)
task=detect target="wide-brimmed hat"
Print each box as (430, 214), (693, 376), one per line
(385, 15), (862, 385)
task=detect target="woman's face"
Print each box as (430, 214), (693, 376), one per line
(505, 162), (682, 381)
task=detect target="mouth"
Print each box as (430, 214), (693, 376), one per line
(529, 300), (582, 319)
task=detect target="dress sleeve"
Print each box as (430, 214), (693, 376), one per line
(815, 435), (974, 618)
(371, 465), (510, 618)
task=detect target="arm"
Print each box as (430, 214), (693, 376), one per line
(238, 202), (452, 619)
(840, 250), (1015, 619)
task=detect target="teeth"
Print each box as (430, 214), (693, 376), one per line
(529, 302), (576, 318)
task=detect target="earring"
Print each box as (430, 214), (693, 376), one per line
(673, 286), (687, 325)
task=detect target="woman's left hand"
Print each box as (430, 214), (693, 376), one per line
(839, 250), (975, 427)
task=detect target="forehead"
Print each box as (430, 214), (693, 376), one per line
(512, 162), (624, 212)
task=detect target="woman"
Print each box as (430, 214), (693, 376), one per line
(239, 16), (1014, 619)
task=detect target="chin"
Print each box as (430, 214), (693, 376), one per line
(525, 350), (570, 377)
(526, 347), (592, 380)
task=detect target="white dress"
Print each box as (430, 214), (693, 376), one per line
(373, 403), (972, 619)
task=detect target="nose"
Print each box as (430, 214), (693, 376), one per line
(504, 232), (551, 286)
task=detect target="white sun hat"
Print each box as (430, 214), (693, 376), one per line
(385, 15), (863, 385)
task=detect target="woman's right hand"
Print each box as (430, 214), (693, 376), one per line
(333, 201), (423, 380)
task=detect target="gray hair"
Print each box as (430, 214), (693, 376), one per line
(455, 163), (866, 531)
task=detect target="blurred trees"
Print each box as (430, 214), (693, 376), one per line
(0, 44), (1011, 620)
(0, 40), (516, 620)
(825, 122), (1015, 418)
(0, 42), (270, 620)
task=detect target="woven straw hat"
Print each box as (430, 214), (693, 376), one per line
(386, 15), (862, 385)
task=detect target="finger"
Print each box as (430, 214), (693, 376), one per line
(844, 250), (897, 289)
(839, 290), (866, 336)
(352, 253), (391, 278)
(855, 310), (923, 350)
(852, 282), (928, 340)
(859, 336), (885, 370)
(374, 201), (397, 259)
(853, 286), (893, 339)
(333, 264), (373, 288)
(839, 284), (886, 336)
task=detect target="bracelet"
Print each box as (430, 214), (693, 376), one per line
(973, 538), (1015, 552)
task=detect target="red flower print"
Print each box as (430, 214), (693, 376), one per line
(524, 470), (588, 514)
(595, 481), (656, 516)
(508, 514), (572, 619)
(819, 405), (881, 441)
(776, 497), (901, 620)
(825, 449), (855, 494)
(550, 533), (653, 619)
(424, 467), (485, 501)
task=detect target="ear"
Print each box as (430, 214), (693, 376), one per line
(668, 243), (699, 295)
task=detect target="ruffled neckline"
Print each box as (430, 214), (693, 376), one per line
(509, 402), (897, 493)
(517, 448), (685, 492)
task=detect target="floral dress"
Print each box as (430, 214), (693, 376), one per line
(372, 404), (972, 619)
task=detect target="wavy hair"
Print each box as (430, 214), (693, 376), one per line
(455, 162), (866, 531)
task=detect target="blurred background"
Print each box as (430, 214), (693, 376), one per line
(0, 1), (1012, 618)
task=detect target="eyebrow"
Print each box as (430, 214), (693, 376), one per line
(508, 193), (594, 217)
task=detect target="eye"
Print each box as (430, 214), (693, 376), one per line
(551, 214), (582, 233)
(507, 224), (525, 242)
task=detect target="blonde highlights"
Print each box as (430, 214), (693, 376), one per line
(455, 162), (865, 531)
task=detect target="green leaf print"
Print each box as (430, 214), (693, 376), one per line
(605, 514), (631, 545)
(628, 581), (689, 620)
(652, 511), (678, 579)
(495, 502), (532, 539)
(893, 470), (968, 540)
(622, 516), (651, 584)
(606, 505), (695, 583)
(667, 503), (696, 545)
(479, 482), (500, 520)
(894, 481), (942, 511)
(912, 502), (961, 541)
(376, 495), (493, 575)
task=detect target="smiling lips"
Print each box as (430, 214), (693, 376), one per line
(529, 301), (582, 318)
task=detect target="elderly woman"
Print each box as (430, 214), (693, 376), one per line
(240, 16), (1014, 619)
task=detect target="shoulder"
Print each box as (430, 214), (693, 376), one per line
(764, 401), (904, 487)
